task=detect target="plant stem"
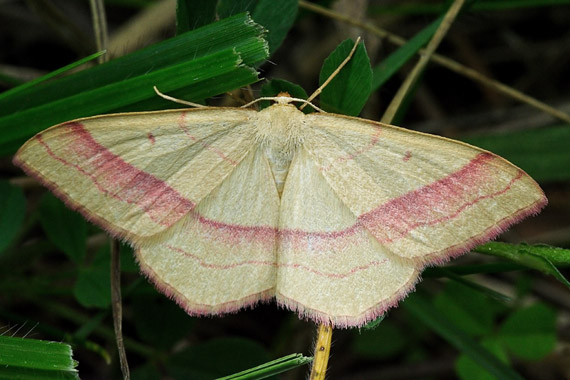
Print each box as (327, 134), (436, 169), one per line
(111, 239), (130, 380)
(309, 324), (333, 380)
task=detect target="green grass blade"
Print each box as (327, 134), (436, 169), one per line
(216, 0), (297, 54)
(0, 50), (106, 102)
(440, 268), (512, 303)
(371, 15), (442, 91)
(462, 124), (570, 182)
(0, 13), (266, 116)
(423, 263), (524, 277)
(404, 293), (525, 380)
(0, 48), (258, 155)
(0, 13), (269, 155)
(476, 242), (570, 266)
(475, 242), (570, 289)
(217, 353), (312, 380)
(0, 335), (78, 378)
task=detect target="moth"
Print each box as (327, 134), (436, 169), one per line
(14, 95), (546, 327)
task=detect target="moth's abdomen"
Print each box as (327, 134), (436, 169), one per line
(266, 148), (293, 197)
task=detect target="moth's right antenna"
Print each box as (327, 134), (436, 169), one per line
(300, 36), (362, 111)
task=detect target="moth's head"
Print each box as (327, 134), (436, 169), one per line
(274, 92), (293, 105)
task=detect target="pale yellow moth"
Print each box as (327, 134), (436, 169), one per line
(14, 94), (546, 328)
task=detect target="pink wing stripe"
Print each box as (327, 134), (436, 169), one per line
(37, 122), (194, 227)
(360, 152), (520, 242)
(166, 244), (388, 279)
(194, 152), (527, 245)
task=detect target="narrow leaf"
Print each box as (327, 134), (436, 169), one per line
(217, 0), (257, 18)
(372, 15), (442, 91)
(0, 13), (268, 155)
(0, 50), (106, 102)
(455, 338), (510, 380)
(0, 335), (77, 374)
(475, 242), (570, 289)
(462, 124), (570, 182)
(218, 353), (313, 380)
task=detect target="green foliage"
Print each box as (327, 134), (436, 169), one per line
(38, 194), (87, 263)
(167, 337), (271, 379)
(2, 1), (567, 379)
(131, 291), (195, 350)
(0, 180), (25, 254)
(463, 124), (570, 182)
(352, 319), (408, 359)
(497, 304), (557, 360)
(0, 13), (268, 155)
(455, 338), (510, 380)
(218, 353), (313, 380)
(260, 79), (310, 111)
(176, 0), (218, 32)
(404, 293), (526, 380)
(217, 0), (298, 54)
(372, 15), (442, 91)
(319, 39), (372, 116)
(475, 242), (570, 288)
(434, 282), (504, 337)
(251, 0), (298, 54)
(73, 245), (111, 308)
(0, 335), (78, 379)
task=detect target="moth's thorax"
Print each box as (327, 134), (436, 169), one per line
(254, 103), (306, 197)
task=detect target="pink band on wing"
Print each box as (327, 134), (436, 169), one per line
(167, 244), (388, 279)
(38, 122), (194, 227)
(360, 152), (515, 242)
(191, 152), (526, 247)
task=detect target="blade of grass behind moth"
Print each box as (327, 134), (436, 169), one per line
(381, 0), (466, 124)
(88, 0), (108, 64)
(111, 239), (130, 380)
(0, 51), (105, 101)
(474, 242), (570, 289)
(309, 324), (333, 380)
(217, 353), (313, 380)
(299, 1), (570, 124)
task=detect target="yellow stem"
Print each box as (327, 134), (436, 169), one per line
(309, 324), (333, 380)
(381, 0), (465, 124)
